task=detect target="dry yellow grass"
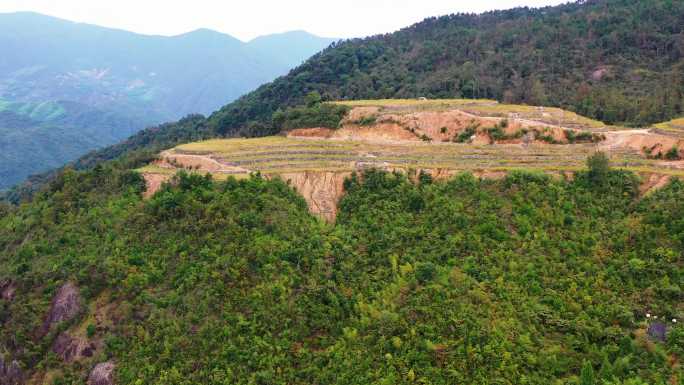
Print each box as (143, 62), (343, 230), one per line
(136, 164), (176, 175)
(654, 117), (684, 131)
(149, 136), (678, 177)
(459, 103), (605, 129)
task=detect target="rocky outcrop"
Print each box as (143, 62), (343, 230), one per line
(0, 281), (16, 302)
(0, 357), (23, 385)
(87, 361), (115, 385)
(40, 282), (81, 336)
(52, 333), (97, 363)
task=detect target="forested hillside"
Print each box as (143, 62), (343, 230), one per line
(0, 100), (143, 188)
(211, 0), (684, 136)
(1, 158), (683, 384)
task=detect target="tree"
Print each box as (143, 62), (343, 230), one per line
(580, 360), (595, 385)
(305, 91), (323, 108)
(587, 152), (610, 186)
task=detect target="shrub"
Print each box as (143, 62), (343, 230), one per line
(486, 125), (506, 141)
(355, 115), (378, 126)
(565, 130), (604, 143)
(454, 123), (479, 143)
(665, 147), (680, 160)
(416, 262), (437, 283)
(86, 323), (97, 338)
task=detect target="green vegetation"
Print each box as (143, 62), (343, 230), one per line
(2, 2), (684, 382)
(0, 102), (146, 190)
(1, 155), (683, 383)
(208, 0), (684, 140)
(353, 115), (378, 126)
(453, 122), (480, 143)
(484, 120), (515, 142)
(272, 92), (351, 131)
(644, 146), (682, 161)
(565, 130), (605, 144)
(665, 147), (681, 161)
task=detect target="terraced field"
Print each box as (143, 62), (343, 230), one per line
(146, 136), (684, 178)
(654, 117), (684, 137)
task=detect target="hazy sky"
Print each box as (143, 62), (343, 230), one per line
(0, 0), (568, 41)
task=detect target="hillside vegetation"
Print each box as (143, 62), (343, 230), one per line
(209, 0), (684, 139)
(0, 100), (142, 188)
(1, 157), (683, 384)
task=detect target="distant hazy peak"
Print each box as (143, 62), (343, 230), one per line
(248, 30), (336, 43)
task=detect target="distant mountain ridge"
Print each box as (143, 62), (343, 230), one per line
(0, 12), (336, 188)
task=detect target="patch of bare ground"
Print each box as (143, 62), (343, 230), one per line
(292, 106), (595, 146)
(279, 172), (351, 222)
(142, 173), (169, 198)
(639, 173), (673, 195)
(601, 129), (683, 156)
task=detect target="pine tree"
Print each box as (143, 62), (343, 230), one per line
(580, 360), (596, 385)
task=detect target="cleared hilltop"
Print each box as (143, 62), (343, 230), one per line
(140, 99), (684, 220)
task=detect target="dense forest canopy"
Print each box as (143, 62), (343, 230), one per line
(211, 0), (684, 136)
(0, 156), (683, 383)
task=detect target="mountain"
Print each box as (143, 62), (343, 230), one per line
(247, 30), (338, 69)
(30, 0), (681, 185)
(207, 0), (684, 137)
(1, 1), (684, 383)
(0, 12), (335, 189)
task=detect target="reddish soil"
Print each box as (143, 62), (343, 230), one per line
(143, 173), (170, 198)
(601, 129), (683, 156)
(290, 107), (582, 145)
